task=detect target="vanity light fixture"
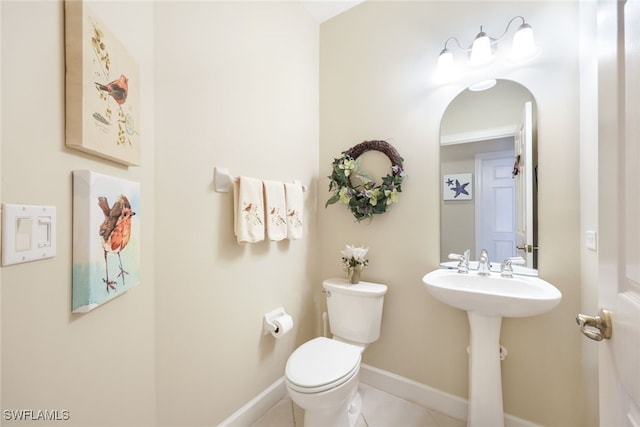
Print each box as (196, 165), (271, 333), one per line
(434, 16), (539, 83)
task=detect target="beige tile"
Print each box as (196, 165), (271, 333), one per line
(355, 414), (368, 427)
(292, 401), (304, 426)
(251, 398), (295, 427)
(250, 384), (466, 427)
(359, 383), (441, 427)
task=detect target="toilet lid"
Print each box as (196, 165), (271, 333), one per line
(285, 337), (361, 392)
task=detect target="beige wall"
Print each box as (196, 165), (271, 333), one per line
(578, 1), (600, 425)
(1, 1), (595, 427)
(1, 1), (156, 425)
(152, 2), (319, 425)
(0, 0), (3, 409)
(1, 0), (319, 425)
(319, 2), (584, 426)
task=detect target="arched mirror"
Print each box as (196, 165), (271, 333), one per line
(439, 79), (538, 274)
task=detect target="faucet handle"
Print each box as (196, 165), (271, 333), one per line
(501, 256), (526, 277)
(448, 250), (471, 261)
(448, 253), (469, 274)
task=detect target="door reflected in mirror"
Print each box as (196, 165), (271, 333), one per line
(440, 79), (538, 270)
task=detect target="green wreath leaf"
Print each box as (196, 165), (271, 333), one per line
(325, 140), (405, 222)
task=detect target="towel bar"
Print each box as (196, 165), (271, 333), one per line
(214, 166), (307, 193)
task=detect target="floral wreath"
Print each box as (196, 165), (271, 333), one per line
(325, 140), (405, 221)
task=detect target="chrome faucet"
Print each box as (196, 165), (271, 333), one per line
(500, 256), (526, 278)
(478, 249), (491, 276)
(448, 249), (470, 274)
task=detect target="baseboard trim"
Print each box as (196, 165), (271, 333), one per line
(359, 363), (468, 421)
(217, 377), (287, 427)
(360, 363), (542, 427)
(218, 364), (541, 427)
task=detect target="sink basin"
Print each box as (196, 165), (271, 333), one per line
(421, 268), (562, 426)
(422, 268), (562, 318)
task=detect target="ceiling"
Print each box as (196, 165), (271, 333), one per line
(298, 0), (366, 23)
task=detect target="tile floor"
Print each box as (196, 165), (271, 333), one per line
(251, 383), (466, 427)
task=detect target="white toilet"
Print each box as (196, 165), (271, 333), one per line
(285, 278), (388, 427)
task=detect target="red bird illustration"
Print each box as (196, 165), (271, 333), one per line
(98, 195), (135, 291)
(244, 203), (253, 212)
(95, 74), (128, 105)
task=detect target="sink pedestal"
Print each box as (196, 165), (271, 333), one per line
(421, 269), (563, 427)
(467, 312), (504, 427)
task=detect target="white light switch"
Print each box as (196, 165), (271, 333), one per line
(37, 216), (52, 248)
(2, 204), (57, 266)
(16, 217), (33, 251)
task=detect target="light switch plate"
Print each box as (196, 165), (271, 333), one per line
(2, 203), (57, 266)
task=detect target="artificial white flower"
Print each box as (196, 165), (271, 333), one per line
(341, 245), (369, 270)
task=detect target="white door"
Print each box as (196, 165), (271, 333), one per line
(514, 102), (534, 268)
(475, 151), (516, 264)
(586, 1), (640, 425)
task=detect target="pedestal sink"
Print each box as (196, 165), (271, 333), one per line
(422, 269), (562, 427)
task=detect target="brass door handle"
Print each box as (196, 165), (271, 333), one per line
(576, 309), (612, 341)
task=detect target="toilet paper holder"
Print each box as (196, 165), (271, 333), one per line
(263, 307), (287, 335)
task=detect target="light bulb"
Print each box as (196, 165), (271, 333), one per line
(469, 31), (493, 67)
(434, 48), (457, 83)
(510, 23), (539, 62)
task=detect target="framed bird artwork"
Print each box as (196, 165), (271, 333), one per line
(72, 170), (141, 313)
(64, 1), (141, 166)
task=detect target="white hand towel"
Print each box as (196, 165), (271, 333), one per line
(263, 180), (287, 241)
(284, 182), (304, 240)
(234, 176), (265, 244)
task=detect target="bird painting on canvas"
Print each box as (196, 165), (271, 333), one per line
(71, 170), (141, 313)
(98, 195), (135, 291)
(94, 74), (128, 105)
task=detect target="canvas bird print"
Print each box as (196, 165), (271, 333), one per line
(72, 171), (140, 313)
(64, 1), (140, 165)
(98, 195), (135, 291)
(95, 74), (129, 106)
(90, 22), (135, 148)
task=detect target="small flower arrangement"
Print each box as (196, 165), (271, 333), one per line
(326, 140), (405, 222)
(341, 245), (369, 283)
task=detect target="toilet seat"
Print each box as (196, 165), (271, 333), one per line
(285, 337), (361, 394)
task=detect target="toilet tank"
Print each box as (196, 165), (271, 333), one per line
(323, 278), (388, 344)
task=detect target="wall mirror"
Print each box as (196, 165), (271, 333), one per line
(439, 79), (538, 272)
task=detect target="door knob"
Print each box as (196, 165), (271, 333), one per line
(576, 309), (612, 341)
(516, 244), (538, 253)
